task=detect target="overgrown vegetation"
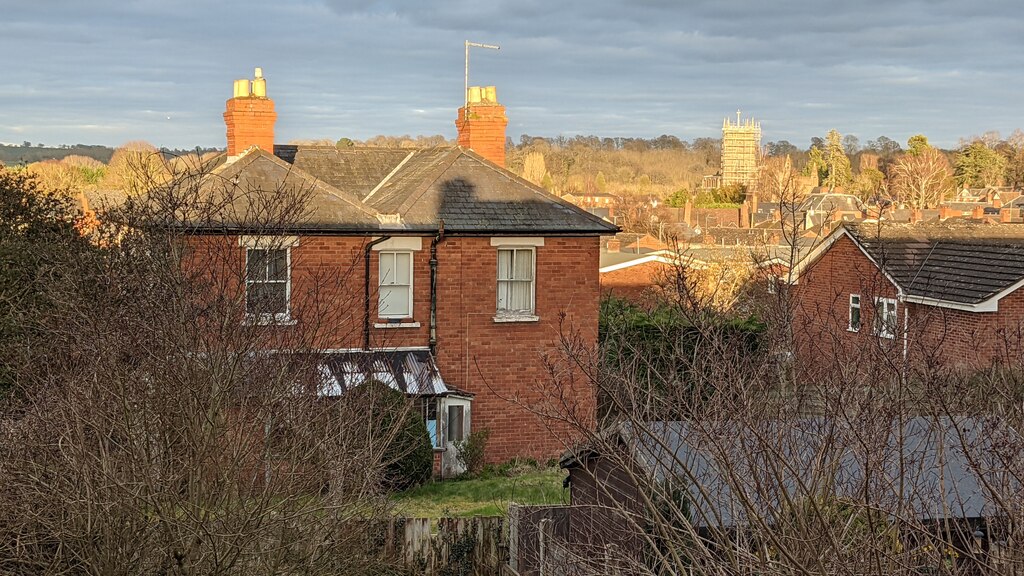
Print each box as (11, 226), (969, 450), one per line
(393, 463), (567, 518)
(453, 428), (491, 478)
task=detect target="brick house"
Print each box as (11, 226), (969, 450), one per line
(792, 221), (1024, 371)
(182, 69), (617, 476)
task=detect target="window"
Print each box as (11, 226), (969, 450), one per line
(848, 294), (861, 332)
(421, 398), (440, 448)
(767, 275), (779, 295)
(379, 250), (412, 318)
(496, 247), (535, 314)
(245, 247), (290, 322)
(873, 297), (897, 339)
(447, 404), (465, 443)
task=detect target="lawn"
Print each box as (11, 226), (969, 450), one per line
(392, 466), (569, 518)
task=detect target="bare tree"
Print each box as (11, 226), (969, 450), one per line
(0, 157), (417, 574)
(890, 147), (955, 209)
(520, 220), (1022, 576)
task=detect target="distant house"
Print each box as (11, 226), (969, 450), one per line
(792, 221), (1024, 370)
(172, 69), (617, 476)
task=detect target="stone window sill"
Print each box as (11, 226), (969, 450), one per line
(244, 315), (297, 327)
(373, 321), (421, 329)
(493, 313), (540, 323)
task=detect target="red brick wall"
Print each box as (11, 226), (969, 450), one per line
(600, 261), (671, 304)
(189, 234), (600, 463)
(793, 235), (903, 374)
(433, 236), (599, 462)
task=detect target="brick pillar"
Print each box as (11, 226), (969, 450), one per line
(224, 70), (276, 158)
(1001, 207), (1013, 223)
(455, 86), (508, 167)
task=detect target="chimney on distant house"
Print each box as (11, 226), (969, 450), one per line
(224, 67), (277, 160)
(456, 85), (508, 167)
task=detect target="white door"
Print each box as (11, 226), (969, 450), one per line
(440, 397), (471, 478)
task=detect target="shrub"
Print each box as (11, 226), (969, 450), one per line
(348, 381), (433, 491)
(454, 429), (490, 477)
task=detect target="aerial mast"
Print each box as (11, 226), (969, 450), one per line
(465, 40), (500, 109)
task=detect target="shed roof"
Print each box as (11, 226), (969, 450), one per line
(564, 417), (1012, 528)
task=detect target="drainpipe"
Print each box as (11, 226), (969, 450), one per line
(429, 220), (446, 355)
(364, 235), (392, 350)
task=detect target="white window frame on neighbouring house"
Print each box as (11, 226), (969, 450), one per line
(240, 236), (299, 325)
(873, 297), (897, 339)
(244, 247), (292, 324)
(849, 294), (861, 332)
(378, 250), (413, 319)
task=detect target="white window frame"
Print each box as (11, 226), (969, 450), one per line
(495, 246), (537, 318)
(244, 246), (292, 325)
(378, 250), (414, 319)
(848, 294), (861, 332)
(873, 297), (897, 339)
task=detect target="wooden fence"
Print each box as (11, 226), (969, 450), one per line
(384, 516), (506, 575)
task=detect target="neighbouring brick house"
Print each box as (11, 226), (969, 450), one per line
(792, 221), (1024, 371)
(180, 69), (617, 476)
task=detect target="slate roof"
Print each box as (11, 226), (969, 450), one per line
(846, 222), (1024, 305)
(564, 417), (1011, 528)
(180, 145), (618, 235)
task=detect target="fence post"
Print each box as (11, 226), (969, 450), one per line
(539, 518), (552, 576)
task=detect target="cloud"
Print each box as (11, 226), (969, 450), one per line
(0, 0), (1022, 149)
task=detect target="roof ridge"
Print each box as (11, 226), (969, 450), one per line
(458, 148), (618, 231)
(393, 147), (465, 216)
(363, 150), (416, 202)
(253, 148), (380, 218)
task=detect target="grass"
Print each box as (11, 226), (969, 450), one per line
(392, 465), (568, 518)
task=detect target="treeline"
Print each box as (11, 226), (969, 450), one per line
(507, 134), (722, 199)
(0, 143), (115, 165)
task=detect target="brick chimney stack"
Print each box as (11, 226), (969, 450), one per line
(455, 85), (508, 167)
(224, 67), (277, 160)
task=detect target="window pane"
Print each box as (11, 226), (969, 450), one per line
(246, 249), (268, 281)
(514, 249), (533, 280)
(426, 419), (439, 448)
(247, 282), (287, 315)
(447, 405), (464, 443)
(395, 252), (411, 285)
(379, 252), (395, 285)
(509, 280), (532, 311)
(497, 249), (513, 281)
(267, 249), (288, 281)
(497, 280), (510, 310)
(379, 285), (410, 317)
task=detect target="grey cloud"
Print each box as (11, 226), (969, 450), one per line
(0, 0), (1022, 149)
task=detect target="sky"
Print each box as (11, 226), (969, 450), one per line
(1, 0), (1022, 151)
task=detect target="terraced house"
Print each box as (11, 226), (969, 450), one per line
(183, 69), (616, 476)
